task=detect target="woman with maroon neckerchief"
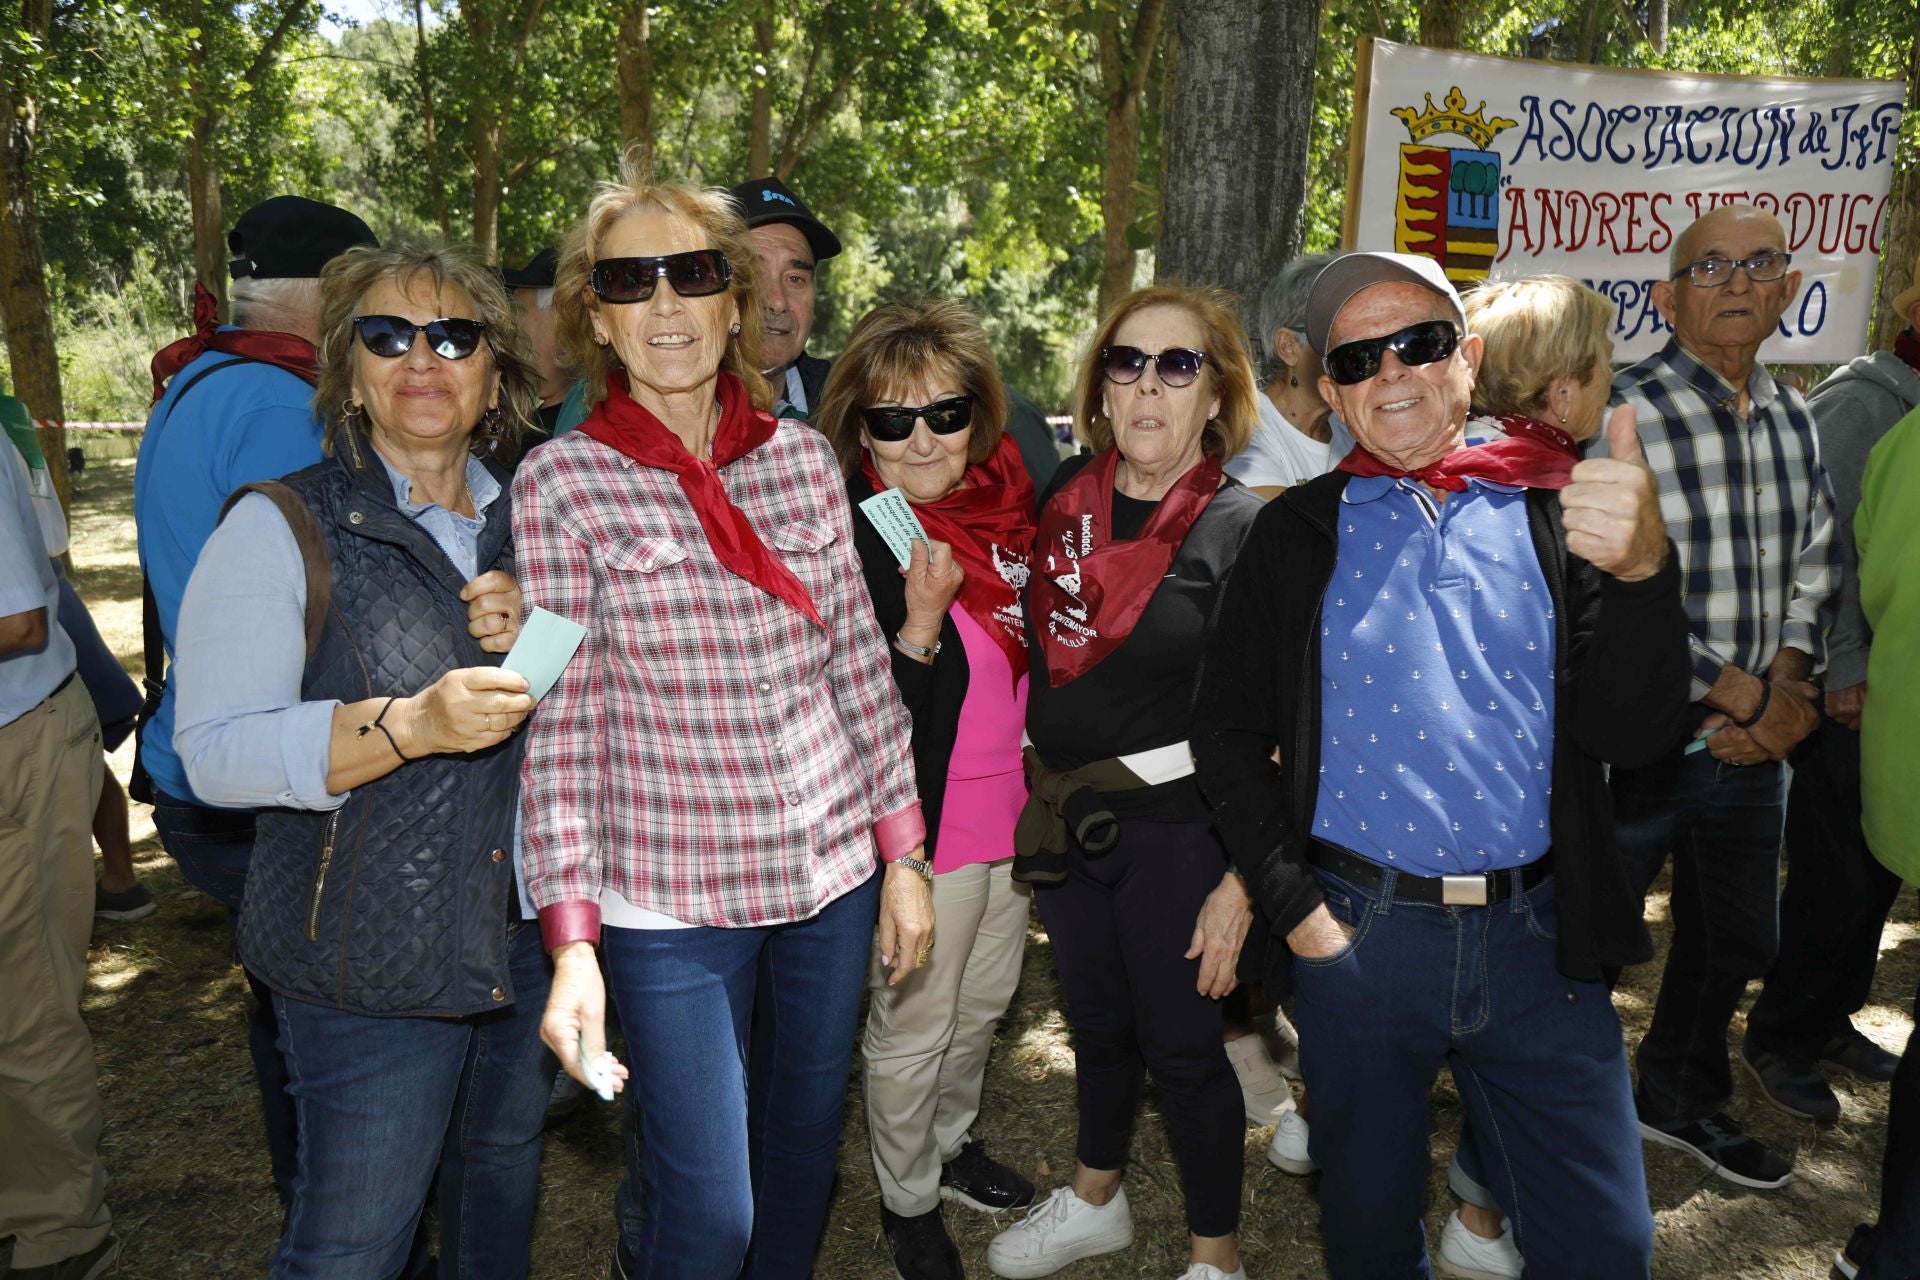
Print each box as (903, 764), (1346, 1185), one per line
(986, 285), (1263, 1280)
(1463, 274), (1617, 461)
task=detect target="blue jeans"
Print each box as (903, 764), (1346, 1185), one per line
(602, 871), (880, 1280)
(1610, 752), (1787, 1125)
(270, 921), (556, 1280)
(149, 788), (298, 1205)
(1292, 868), (1652, 1280)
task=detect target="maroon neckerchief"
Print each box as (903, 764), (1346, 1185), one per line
(1336, 420), (1582, 492)
(860, 434), (1036, 687)
(1896, 328), (1920, 378)
(1030, 447), (1221, 687)
(149, 282), (320, 405)
(579, 369), (824, 630)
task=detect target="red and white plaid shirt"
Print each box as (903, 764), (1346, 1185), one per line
(513, 420), (924, 940)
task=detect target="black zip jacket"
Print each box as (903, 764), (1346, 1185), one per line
(1191, 470), (1691, 986)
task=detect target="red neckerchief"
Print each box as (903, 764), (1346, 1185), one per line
(1029, 447), (1221, 687)
(860, 434), (1036, 687)
(149, 282), (320, 405)
(579, 369), (824, 630)
(1336, 420), (1581, 492)
(1895, 328), (1920, 377)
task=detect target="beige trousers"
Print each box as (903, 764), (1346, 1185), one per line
(0, 678), (110, 1267)
(863, 858), (1030, 1216)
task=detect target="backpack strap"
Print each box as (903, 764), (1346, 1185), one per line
(220, 481), (334, 662)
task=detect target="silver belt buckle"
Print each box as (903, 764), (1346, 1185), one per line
(1441, 874), (1490, 906)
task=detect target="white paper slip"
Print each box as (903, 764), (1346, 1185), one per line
(501, 607), (588, 701)
(576, 1033), (617, 1103)
(858, 487), (931, 567)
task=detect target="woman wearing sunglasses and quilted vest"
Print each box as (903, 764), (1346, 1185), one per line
(513, 160), (934, 1278)
(811, 299), (1040, 1280)
(170, 242), (556, 1278)
(986, 286), (1264, 1280)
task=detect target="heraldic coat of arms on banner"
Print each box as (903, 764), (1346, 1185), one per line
(1390, 86), (1519, 283)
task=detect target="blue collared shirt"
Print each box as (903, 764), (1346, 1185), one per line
(1313, 473), (1556, 874)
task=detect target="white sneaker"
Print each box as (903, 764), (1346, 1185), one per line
(1265, 1102), (1315, 1175)
(1225, 1032), (1292, 1125)
(986, 1185), (1134, 1278)
(1435, 1209), (1523, 1280)
(1174, 1264), (1248, 1280)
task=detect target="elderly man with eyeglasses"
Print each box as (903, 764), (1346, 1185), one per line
(1606, 203), (1843, 1191)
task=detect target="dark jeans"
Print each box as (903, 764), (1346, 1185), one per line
(149, 788), (298, 1204)
(1032, 821), (1243, 1238)
(1747, 715), (1902, 1062)
(271, 921), (555, 1280)
(601, 871), (879, 1279)
(1294, 868), (1652, 1279)
(1861, 980), (1920, 1280)
(1611, 751), (1787, 1126)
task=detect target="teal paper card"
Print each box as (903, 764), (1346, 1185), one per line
(502, 607), (588, 701)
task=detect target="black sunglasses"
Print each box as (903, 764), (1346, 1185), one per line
(1324, 319), (1460, 385)
(1101, 345), (1207, 388)
(860, 395), (975, 443)
(590, 250), (732, 304)
(352, 315), (489, 360)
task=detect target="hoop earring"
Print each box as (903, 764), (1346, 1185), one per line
(342, 398), (364, 422)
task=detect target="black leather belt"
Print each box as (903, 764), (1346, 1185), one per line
(1308, 840), (1550, 907)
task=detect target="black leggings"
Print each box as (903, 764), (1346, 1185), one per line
(1033, 820), (1244, 1238)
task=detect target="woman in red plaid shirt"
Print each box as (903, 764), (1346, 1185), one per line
(512, 161), (935, 1278)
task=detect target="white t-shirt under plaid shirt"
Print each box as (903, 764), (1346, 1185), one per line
(1606, 338), (1839, 699)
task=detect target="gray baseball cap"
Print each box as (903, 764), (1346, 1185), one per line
(1305, 252), (1468, 356)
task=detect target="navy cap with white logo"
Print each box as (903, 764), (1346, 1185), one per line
(727, 177), (841, 263)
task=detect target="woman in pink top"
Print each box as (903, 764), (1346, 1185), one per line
(818, 300), (1040, 1280)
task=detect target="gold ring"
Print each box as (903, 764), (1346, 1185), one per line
(916, 946), (931, 963)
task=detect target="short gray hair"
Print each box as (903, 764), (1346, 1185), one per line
(229, 276), (322, 332)
(1256, 252), (1340, 358)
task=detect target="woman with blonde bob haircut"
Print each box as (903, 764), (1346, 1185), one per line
(1464, 274), (1617, 442)
(821, 299), (1041, 1279)
(988, 284), (1265, 1280)
(515, 159), (935, 1278)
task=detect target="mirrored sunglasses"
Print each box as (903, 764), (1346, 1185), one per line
(352, 315), (489, 360)
(1101, 345), (1207, 388)
(590, 250), (732, 304)
(1324, 319), (1460, 385)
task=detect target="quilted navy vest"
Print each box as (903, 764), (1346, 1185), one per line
(234, 428), (526, 1018)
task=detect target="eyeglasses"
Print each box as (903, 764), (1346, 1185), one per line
(1324, 319), (1460, 385)
(860, 395), (975, 443)
(352, 315), (489, 360)
(590, 250), (732, 304)
(1101, 345), (1208, 388)
(1671, 251), (1792, 288)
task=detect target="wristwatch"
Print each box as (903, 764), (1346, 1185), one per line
(894, 630), (941, 659)
(895, 854), (935, 882)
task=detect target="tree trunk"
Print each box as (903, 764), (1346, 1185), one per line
(187, 114), (227, 320)
(0, 0), (71, 511)
(416, 0), (452, 237)
(1419, 0), (1471, 49)
(617, 0), (653, 154)
(1646, 0), (1668, 55)
(1157, 0), (1321, 343)
(472, 106), (502, 263)
(1873, 30), (1920, 352)
(1095, 0), (1167, 322)
(747, 3), (774, 175)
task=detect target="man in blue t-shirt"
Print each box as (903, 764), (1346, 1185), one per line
(134, 194), (375, 1205)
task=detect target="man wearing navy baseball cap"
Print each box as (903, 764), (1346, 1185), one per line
(728, 176), (842, 419)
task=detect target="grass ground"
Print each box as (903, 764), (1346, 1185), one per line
(63, 454), (1917, 1279)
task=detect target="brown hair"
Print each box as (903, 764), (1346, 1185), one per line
(816, 299), (1008, 476)
(314, 242), (539, 464)
(1070, 284), (1257, 461)
(553, 150), (771, 413)
(1464, 274), (1615, 420)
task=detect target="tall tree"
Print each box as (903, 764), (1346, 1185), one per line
(747, 0), (774, 175)
(1157, 0), (1322, 338)
(1874, 27), (1920, 351)
(415, 0), (453, 238)
(457, 0), (552, 261)
(1419, 0), (1472, 48)
(1094, 0), (1165, 322)
(618, 0), (654, 153)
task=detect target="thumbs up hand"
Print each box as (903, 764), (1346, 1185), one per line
(1561, 404), (1669, 582)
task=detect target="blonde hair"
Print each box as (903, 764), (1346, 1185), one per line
(816, 299), (1008, 476)
(1071, 285), (1257, 462)
(1464, 274), (1615, 420)
(552, 152), (771, 413)
(314, 242), (539, 464)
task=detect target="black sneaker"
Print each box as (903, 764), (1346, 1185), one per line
(1638, 1112), (1793, 1189)
(1831, 1221), (1875, 1279)
(1743, 1044), (1841, 1122)
(12, 1234), (121, 1280)
(881, 1205), (963, 1280)
(940, 1139), (1035, 1213)
(93, 882), (155, 922)
(609, 1235), (636, 1280)
(1822, 1028), (1901, 1083)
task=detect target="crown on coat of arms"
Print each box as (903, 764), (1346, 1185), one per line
(1391, 87), (1519, 149)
